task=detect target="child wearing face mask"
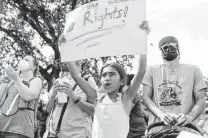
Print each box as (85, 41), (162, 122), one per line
(0, 55), (42, 138)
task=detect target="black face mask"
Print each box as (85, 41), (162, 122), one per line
(162, 45), (179, 61)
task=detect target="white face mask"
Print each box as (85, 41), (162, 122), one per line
(18, 60), (30, 71)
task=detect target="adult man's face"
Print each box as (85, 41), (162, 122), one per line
(161, 42), (179, 61)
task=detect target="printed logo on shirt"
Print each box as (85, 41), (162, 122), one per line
(158, 80), (182, 110)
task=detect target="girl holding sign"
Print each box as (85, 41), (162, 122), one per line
(67, 54), (147, 138)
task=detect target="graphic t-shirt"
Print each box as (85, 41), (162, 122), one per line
(142, 64), (207, 133)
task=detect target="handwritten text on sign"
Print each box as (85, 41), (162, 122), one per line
(60, 0), (146, 62)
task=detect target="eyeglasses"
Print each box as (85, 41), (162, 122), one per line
(161, 43), (178, 51)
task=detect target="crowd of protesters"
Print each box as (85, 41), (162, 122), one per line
(0, 21), (208, 138)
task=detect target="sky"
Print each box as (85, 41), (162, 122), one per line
(41, 0), (208, 76)
(146, 0), (208, 76)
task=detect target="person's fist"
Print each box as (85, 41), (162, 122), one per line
(175, 113), (194, 126)
(4, 66), (19, 81)
(160, 113), (177, 125)
(139, 20), (150, 34)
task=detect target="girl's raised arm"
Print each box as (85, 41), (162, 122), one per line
(127, 20), (149, 100)
(67, 62), (97, 103)
(128, 54), (147, 100)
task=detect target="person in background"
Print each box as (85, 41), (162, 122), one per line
(138, 85), (150, 125)
(36, 91), (49, 138)
(204, 106), (208, 134)
(44, 62), (97, 138)
(197, 101), (208, 135)
(125, 74), (147, 138)
(0, 55), (42, 138)
(143, 36), (207, 134)
(195, 85), (208, 130)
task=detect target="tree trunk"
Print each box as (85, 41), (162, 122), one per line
(72, 0), (78, 10)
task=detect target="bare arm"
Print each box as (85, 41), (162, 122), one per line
(87, 76), (98, 90)
(45, 81), (61, 113)
(67, 62), (97, 103)
(175, 66), (208, 126)
(14, 77), (42, 101)
(126, 20), (150, 100)
(176, 89), (206, 126)
(143, 85), (165, 118)
(128, 54), (147, 100)
(189, 67), (207, 120)
(71, 78), (96, 117)
(75, 97), (95, 117)
(143, 85), (175, 124)
(188, 89), (205, 120)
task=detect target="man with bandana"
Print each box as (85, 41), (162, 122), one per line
(142, 36), (207, 134)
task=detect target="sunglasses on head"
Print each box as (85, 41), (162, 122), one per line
(161, 43), (178, 51)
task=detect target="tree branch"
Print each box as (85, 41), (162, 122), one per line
(39, 65), (50, 81)
(35, 4), (57, 40)
(72, 0), (78, 10)
(22, 13), (53, 44)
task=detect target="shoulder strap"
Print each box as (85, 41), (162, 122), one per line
(96, 92), (107, 103)
(34, 95), (41, 130)
(72, 83), (78, 91)
(55, 83), (78, 133)
(0, 81), (15, 107)
(55, 97), (69, 133)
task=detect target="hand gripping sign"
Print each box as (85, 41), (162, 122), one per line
(60, 0), (147, 62)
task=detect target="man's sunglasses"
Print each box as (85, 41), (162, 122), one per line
(161, 43), (178, 51)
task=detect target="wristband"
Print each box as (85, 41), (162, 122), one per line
(74, 97), (81, 104)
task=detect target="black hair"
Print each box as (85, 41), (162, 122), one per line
(25, 55), (39, 77)
(127, 74), (135, 86)
(60, 63), (69, 72)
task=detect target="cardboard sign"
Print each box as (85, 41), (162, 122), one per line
(60, 0), (146, 62)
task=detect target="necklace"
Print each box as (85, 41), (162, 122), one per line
(108, 92), (122, 102)
(163, 64), (181, 87)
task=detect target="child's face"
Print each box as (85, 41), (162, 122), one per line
(101, 66), (124, 94)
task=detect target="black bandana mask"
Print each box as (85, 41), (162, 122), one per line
(162, 45), (179, 61)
